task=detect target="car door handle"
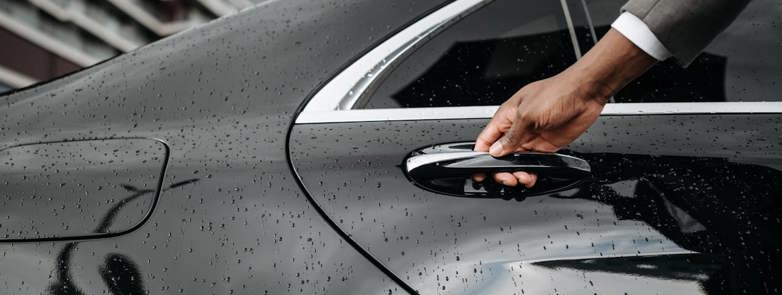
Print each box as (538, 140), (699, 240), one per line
(404, 142), (591, 199)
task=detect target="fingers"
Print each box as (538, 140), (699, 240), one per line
(521, 137), (560, 153)
(489, 117), (531, 157)
(493, 172), (517, 186)
(512, 171), (537, 188)
(493, 171), (537, 188)
(472, 173), (486, 182)
(475, 116), (506, 152)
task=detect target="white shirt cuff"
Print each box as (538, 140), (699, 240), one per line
(611, 12), (672, 61)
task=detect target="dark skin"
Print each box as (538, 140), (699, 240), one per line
(474, 29), (657, 187)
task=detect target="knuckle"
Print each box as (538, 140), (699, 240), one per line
(516, 108), (534, 123)
(502, 131), (519, 144)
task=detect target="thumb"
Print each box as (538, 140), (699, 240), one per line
(489, 119), (528, 157)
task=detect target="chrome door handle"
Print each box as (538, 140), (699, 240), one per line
(404, 142), (591, 198)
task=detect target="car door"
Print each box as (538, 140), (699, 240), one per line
(289, 0), (782, 294)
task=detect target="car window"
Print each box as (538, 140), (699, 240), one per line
(358, 0), (576, 109)
(585, 0), (782, 102)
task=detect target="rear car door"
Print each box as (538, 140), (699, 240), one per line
(290, 0), (782, 294)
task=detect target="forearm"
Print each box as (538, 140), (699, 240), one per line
(562, 28), (657, 104)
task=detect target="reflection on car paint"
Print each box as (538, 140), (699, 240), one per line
(0, 0), (451, 293)
(49, 179), (199, 294)
(290, 116), (782, 294)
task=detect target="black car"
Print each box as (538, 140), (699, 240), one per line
(1, 0), (781, 294)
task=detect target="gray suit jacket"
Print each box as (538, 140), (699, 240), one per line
(623, 0), (750, 66)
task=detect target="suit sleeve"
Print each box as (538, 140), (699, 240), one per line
(622, 0), (751, 66)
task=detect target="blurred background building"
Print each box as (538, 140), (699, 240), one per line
(0, 0), (258, 94)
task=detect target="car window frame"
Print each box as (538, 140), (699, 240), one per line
(296, 0), (782, 124)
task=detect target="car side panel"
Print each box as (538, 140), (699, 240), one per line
(0, 0), (448, 294)
(290, 114), (782, 294)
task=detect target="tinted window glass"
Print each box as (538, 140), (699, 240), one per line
(585, 0), (782, 102)
(360, 0), (576, 109)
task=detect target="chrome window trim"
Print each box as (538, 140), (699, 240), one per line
(297, 102), (782, 124)
(295, 0), (782, 125)
(301, 0), (489, 114)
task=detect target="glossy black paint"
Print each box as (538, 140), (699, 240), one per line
(290, 115), (782, 294)
(2, 0), (781, 294)
(0, 0), (449, 293)
(0, 138), (168, 242)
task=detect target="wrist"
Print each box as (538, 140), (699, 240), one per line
(565, 28), (657, 104)
(563, 67), (615, 105)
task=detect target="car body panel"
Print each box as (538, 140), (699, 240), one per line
(0, 0), (449, 293)
(289, 115), (782, 294)
(0, 138), (168, 241)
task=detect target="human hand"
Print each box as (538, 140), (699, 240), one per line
(473, 71), (608, 187)
(473, 29), (656, 188)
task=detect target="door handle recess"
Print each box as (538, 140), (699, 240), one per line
(404, 142), (591, 198)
